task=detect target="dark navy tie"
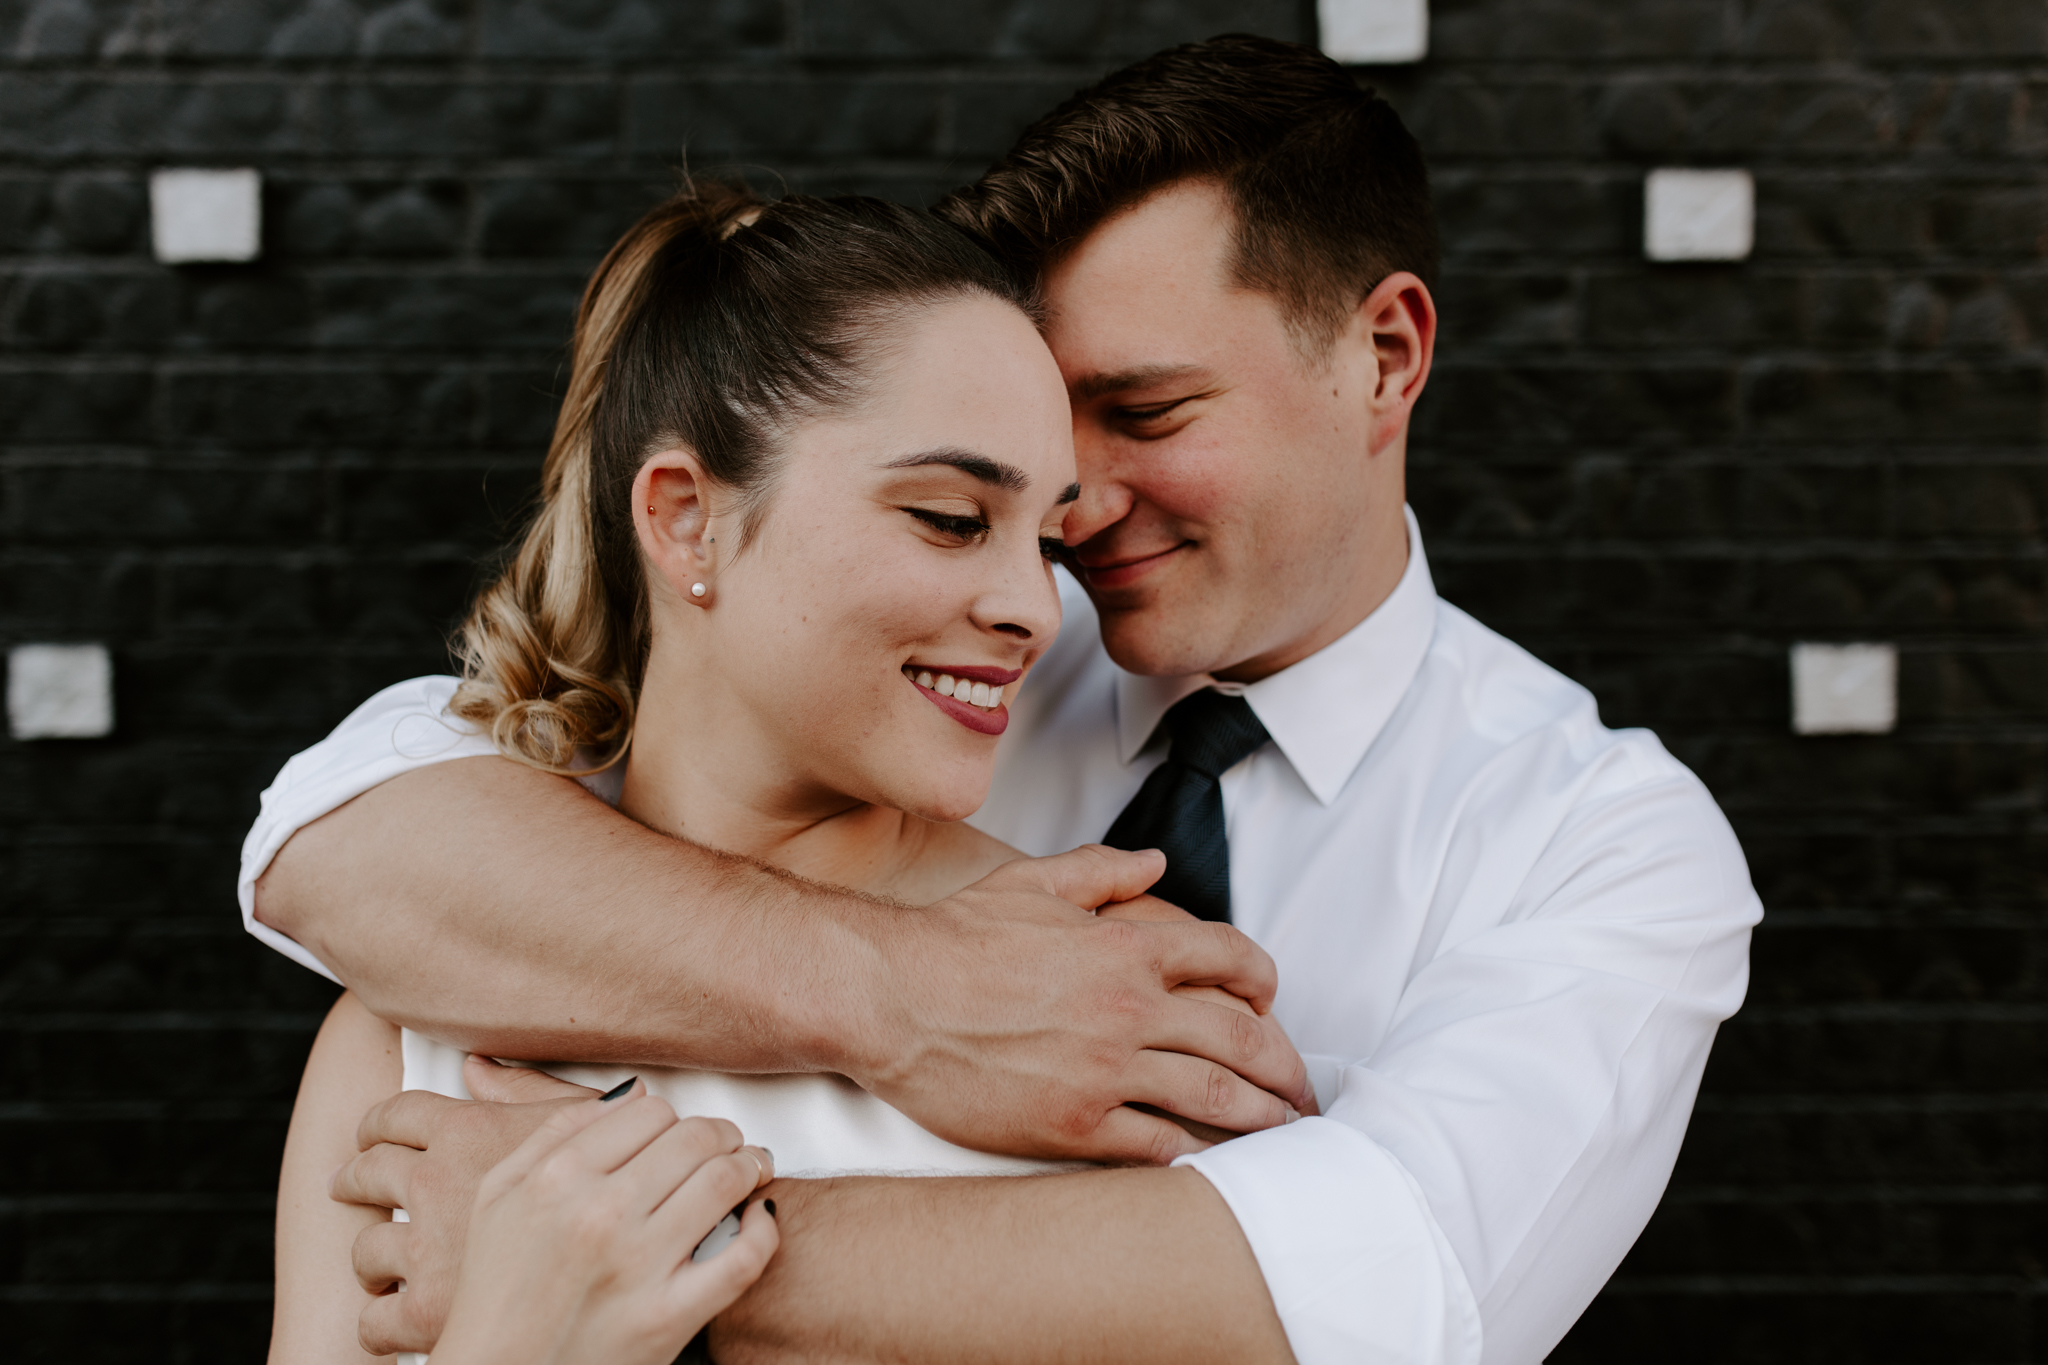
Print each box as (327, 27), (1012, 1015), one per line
(1102, 689), (1270, 923)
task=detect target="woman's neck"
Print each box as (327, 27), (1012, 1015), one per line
(616, 636), (990, 905)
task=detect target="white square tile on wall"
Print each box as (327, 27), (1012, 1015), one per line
(8, 643), (114, 739)
(1791, 642), (1897, 735)
(1644, 168), (1754, 262)
(1319, 0), (1428, 64)
(151, 167), (263, 264)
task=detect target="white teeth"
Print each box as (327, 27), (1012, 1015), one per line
(904, 667), (1006, 711)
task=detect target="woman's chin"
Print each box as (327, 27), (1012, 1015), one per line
(893, 782), (992, 827)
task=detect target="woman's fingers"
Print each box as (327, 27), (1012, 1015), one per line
(544, 1093), (691, 1177)
(477, 1090), (623, 1199)
(667, 1196), (779, 1317)
(352, 1087), (464, 1154)
(350, 1218), (411, 1295)
(463, 1053), (611, 1104)
(357, 1279), (436, 1358)
(330, 1140), (422, 1209)
(647, 1150), (780, 1268)
(614, 1114), (751, 1214)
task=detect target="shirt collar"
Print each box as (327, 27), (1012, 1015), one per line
(1114, 505), (1438, 806)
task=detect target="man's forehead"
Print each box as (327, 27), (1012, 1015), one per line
(1044, 180), (1235, 297)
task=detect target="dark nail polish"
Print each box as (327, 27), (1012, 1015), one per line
(763, 1199), (777, 1217)
(598, 1077), (637, 1102)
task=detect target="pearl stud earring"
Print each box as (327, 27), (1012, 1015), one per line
(691, 583), (707, 598)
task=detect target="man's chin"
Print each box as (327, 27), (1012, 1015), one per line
(1094, 607), (1234, 679)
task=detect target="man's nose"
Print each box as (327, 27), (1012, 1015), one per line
(1063, 474), (1135, 547)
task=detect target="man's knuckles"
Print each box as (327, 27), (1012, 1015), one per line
(1090, 916), (1148, 960)
(1047, 1093), (1115, 1148)
(1094, 981), (1154, 1029)
(1222, 1004), (1270, 1066)
(1200, 1063), (1245, 1124)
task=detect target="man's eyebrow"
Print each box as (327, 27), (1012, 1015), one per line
(883, 449), (1029, 493)
(1070, 364), (1210, 402)
(1056, 482), (1081, 506)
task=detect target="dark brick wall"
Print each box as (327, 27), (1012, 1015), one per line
(2, 2), (2042, 1360)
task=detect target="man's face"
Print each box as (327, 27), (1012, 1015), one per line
(1043, 179), (1423, 681)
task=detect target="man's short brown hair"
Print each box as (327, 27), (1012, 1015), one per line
(937, 33), (1439, 353)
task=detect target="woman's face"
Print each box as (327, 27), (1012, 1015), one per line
(672, 294), (1078, 823)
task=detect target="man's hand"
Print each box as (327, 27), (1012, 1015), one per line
(332, 1062), (603, 1355)
(857, 845), (1317, 1165)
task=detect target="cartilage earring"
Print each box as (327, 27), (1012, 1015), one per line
(647, 505), (655, 515)
(691, 583), (707, 598)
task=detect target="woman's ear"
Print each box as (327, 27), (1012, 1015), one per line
(633, 450), (720, 606)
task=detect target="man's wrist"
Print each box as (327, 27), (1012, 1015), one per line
(744, 880), (906, 1084)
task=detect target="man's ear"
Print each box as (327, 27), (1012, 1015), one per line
(1354, 271), (1437, 456)
(632, 450), (720, 604)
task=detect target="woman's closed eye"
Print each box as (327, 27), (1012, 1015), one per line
(905, 507), (992, 545)
(905, 508), (1068, 563)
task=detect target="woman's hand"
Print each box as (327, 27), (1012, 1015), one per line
(426, 1086), (778, 1365)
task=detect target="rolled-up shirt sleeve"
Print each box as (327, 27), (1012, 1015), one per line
(238, 675), (490, 981)
(1181, 767), (1759, 1365)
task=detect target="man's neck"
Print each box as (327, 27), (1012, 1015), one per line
(1211, 504), (1411, 686)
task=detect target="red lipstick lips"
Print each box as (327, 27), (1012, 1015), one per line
(904, 663), (1022, 737)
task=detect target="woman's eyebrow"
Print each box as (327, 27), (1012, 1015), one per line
(883, 449), (1029, 492)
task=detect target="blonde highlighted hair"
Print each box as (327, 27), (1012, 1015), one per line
(448, 179), (1035, 774)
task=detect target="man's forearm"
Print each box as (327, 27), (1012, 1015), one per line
(261, 755), (1315, 1162)
(257, 756), (883, 1072)
(712, 1168), (1294, 1365)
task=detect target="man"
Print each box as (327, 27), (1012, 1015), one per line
(246, 36), (1758, 1365)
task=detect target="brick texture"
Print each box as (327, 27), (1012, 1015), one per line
(1, 2), (2042, 1359)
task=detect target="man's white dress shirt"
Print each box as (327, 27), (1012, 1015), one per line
(239, 509), (1759, 1365)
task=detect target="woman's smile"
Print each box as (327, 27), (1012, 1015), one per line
(902, 663), (1023, 735)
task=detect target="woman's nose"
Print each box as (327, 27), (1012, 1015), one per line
(976, 536), (1063, 643)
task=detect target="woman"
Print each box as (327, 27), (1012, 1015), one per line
(403, 1081), (781, 1365)
(271, 179), (1253, 1362)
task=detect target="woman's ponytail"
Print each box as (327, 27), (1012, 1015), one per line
(449, 182), (764, 774)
